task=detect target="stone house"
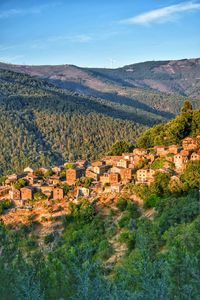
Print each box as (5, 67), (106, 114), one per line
(24, 166), (34, 174)
(117, 159), (129, 169)
(182, 137), (199, 150)
(136, 169), (156, 185)
(102, 156), (123, 166)
(52, 166), (63, 174)
(122, 153), (135, 162)
(85, 168), (100, 181)
(5, 173), (18, 186)
(0, 186), (10, 197)
(40, 186), (54, 199)
(93, 164), (110, 175)
(53, 187), (64, 200)
(66, 168), (85, 185)
(133, 148), (148, 156)
(91, 160), (105, 167)
(174, 150), (190, 173)
(76, 160), (89, 168)
(39, 167), (50, 174)
(110, 166), (124, 174)
(20, 187), (33, 200)
(154, 146), (169, 157)
(100, 174), (110, 185)
(191, 150), (200, 161)
(9, 188), (21, 200)
(168, 145), (179, 154)
(110, 183), (123, 193)
(100, 173), (121, 185)
(103, 183), (123, 193)
(120, 168), (133, 183)
(26, 174), (38, 185)
(109, 173), (120, 184)
(76, 187), (90, 199)
(48, 175), (60, 186)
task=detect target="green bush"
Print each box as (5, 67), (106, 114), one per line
(118, 214), (131, 228)
(144, 194), (160, 209)
(116, 198), (127, 211)
(0, 199), (12, 215)
(44, 233), (55, 244)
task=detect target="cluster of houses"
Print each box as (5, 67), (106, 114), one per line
(0, 135), (199, 205)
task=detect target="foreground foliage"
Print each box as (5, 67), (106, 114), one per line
(0, 189), (200, 299)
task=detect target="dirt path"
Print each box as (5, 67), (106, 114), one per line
(105, 211), (128, 268)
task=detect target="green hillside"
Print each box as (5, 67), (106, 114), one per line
(137, 101), (200, 148)
(0, 68), (156, 174)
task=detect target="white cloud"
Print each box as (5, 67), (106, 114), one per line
(120, 1), (200, 25)
(0, 2), (61, 19)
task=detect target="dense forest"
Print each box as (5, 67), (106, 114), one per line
(0, 68), (150, 175)
(0, 68), (199, 175)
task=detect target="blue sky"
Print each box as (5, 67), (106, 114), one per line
(0, 0), (200, 67)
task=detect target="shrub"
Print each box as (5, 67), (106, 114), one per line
(44, 233), (55, 244)
(0, 199), (12, 215)
(118, 214), (130, 228)
(116, 198), (127, 211)
(144, 194), (160, 209)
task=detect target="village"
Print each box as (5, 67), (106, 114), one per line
(0, 135), (199, 211)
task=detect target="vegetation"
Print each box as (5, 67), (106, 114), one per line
(13, 179), (28, 190)
(181, 160), (200, 189)
(34, 192), (47, 201)
(76, 176), (93, 188)
(0, 69), (147, 175)
(137, 101), (200, 148)
(107, 140), (134, 156)
(0, 199), (12, 215)
(1, 188), (200, 299)
(1, 69), (199, 176)
(0, 66), (200, 299)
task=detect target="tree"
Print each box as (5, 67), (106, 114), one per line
(181, 100), (193, 114)
(14, 178), (28, 190)
(0, 176), (6, 185)
(107, 140), (134, 156)
(34, 192), (47, 201)
(150, 172), (171, 196)
(181, 161), (200, 189)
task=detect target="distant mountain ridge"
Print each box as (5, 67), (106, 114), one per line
(0, 58), (199, 116)
(0, 58), (200, 95)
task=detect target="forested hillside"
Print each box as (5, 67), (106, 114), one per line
(137, 101), (200, 148)
(0, 68), (157, 174)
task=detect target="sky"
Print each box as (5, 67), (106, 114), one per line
(0, 0), (200, 67)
